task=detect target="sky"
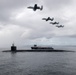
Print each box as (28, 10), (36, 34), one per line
(0, 0), (76, 48)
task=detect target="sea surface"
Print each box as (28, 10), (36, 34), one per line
(0, 46), (76, 75)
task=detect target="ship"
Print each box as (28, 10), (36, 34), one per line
(31, 45), (54, 50)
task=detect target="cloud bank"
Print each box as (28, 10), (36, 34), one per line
(0, 0), (76, 48)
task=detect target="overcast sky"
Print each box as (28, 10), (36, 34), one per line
(0, 0), (76, 48)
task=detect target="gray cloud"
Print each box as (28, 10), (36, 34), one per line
(0, 0), (38, 9)
(44, 0), (72, 10)
(0, 0), (38, 22)
(0, 0), (76, 48)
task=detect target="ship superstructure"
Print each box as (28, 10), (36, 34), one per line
(31, 45), (54, 50)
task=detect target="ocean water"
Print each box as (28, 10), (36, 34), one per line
(0, 46), (76, 75)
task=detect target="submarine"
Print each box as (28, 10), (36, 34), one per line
(2, 44), (75, 52)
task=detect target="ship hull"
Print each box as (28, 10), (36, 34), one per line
(2, 49), (74, 52)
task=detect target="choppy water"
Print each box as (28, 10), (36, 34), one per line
(0, 46), (76, 75)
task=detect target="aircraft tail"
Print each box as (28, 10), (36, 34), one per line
(40, 6), (43, 10)
(50, 22), (52, 24)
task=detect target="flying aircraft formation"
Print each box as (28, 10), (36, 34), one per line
(27, 4), (43, 11)
(50, 21), (64, 28)
(27, 4), (64, 28)
(42, 17), (64, 28)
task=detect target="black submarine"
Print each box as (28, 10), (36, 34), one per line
(2, 44), (74, 52)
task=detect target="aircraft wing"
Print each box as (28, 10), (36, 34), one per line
(42, 18), (46, 20)
(27, 6), (33, 9)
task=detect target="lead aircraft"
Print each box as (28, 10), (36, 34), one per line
(27, 4), (43, 11)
